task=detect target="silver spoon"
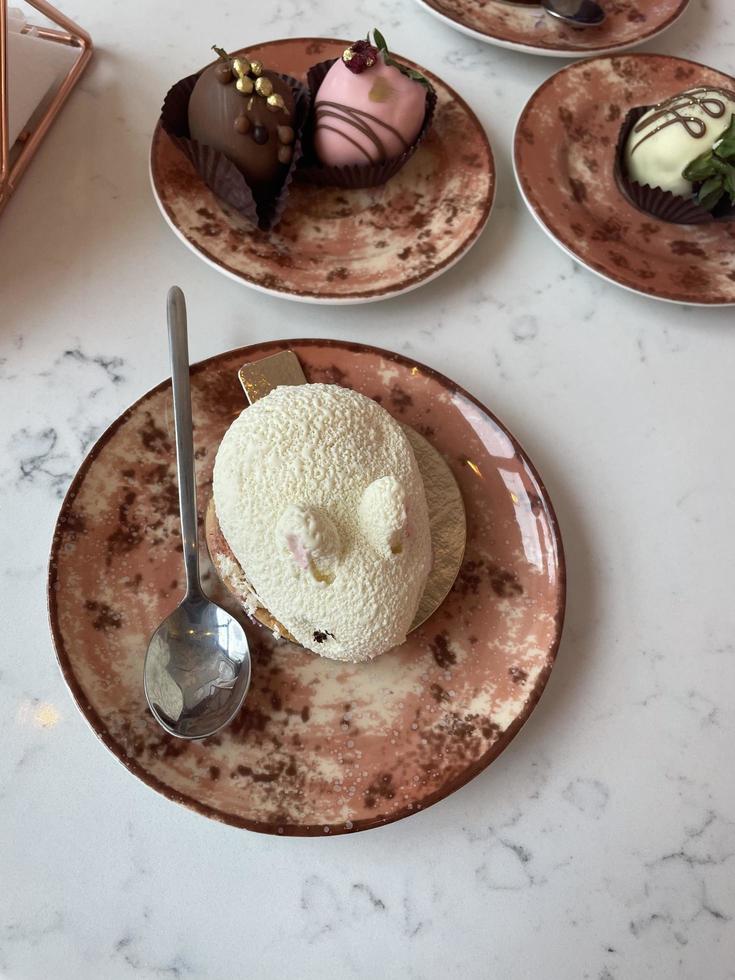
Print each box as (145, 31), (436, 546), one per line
(542, 0), (605, 27)
(144, 286), (251, 739)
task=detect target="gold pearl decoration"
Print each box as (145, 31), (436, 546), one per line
(266, 93), (285, 113)
(254, 76), (273, 98)
(232, 56), (255, 95)
(229, 53), (283, 115)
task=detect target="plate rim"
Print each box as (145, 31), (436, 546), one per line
(47, 337), (567, 836)
(412, 0), (691, 57)
(149, 36), (496, 305)
(512, 52), (735, 306)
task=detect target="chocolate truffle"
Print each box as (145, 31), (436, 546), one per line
(313, 34), (427, 167)
(188, 53), (296, 196)
(624, 87), (735, 198)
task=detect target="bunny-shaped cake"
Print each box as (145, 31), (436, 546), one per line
(212, 383), (432, 662)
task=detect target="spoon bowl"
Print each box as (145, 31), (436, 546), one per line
(144, 286), (251, 740)
(543, 0), (605, 27)
(145, 596), (251, 739)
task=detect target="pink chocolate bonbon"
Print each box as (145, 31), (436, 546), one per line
(314, 57), (426, 167)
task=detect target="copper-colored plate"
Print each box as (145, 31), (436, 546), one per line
(149, 38), (495, 304)
(414, 0), (690, 57)
(514, 54), (735, 305)
(48, 340), (565, 836)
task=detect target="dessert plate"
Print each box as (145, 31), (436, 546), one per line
(48, 340), (565, 836)
(514, 54), (735, 305)
(413, 0), (690, 58)
(149, 38), (495, 304)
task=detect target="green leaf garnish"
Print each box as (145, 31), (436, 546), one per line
(723, 166), (735, 204)
(681, 114), (735, 212)
(697, 176), (725, 211)
(369, 28), (430, 89)
(712, 113), (735, 159)
(402, 66), (428, 83)
(372, 28), (388, 53)
(682, 150), (716, 182)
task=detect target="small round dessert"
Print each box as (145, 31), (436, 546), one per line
(188, 50), (296, 196)
(313, 36), (427, 167)
(624, 87), (735, 198)
(617, 85), (735, 224)
(211, 384), (432, 663)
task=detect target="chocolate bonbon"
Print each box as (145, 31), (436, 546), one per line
(188, 47), (296, 196)
(617, 86), (735, 224)
(314, 32), (427, 168)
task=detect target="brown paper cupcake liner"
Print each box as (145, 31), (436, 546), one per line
(160, 68), (310, 231)
(296, 57), (437, 189)
(614, 105), (735, 225)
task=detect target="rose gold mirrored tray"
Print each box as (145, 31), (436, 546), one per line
(48, 339), (565, 835)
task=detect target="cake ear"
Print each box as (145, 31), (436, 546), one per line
(276, 503), (340, 573)
(359, 476), (407, 557)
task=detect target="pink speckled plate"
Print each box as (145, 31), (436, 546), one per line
(48, 340), (565, 835)
(514, 54), (735, 305)
(149, 38), (495, 304)
(413, 0), (690, 57)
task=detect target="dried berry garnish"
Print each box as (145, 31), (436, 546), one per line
(342, 30), (431, 88)
(342, 38), (379, 74)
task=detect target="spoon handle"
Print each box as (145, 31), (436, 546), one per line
(167, 286), (200, 597)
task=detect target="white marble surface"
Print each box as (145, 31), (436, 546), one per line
(1, 1), (734, 977)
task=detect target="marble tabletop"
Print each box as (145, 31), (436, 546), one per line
(1, 0), (734, 977)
